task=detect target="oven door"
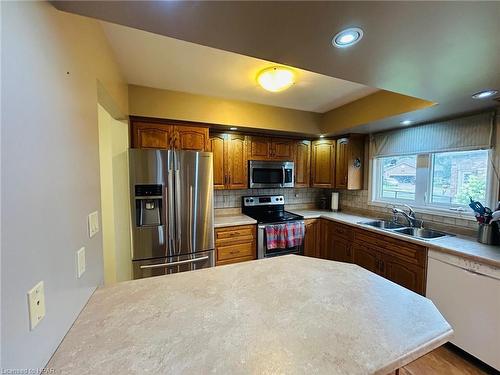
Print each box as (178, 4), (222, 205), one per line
(249, 161), (294, 188)
(257, 222), (304, 258)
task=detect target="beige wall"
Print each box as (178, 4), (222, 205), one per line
(129, 84), (322, 135)
(2, 1), (128, 369)
(97, 105), (132, 285)
(321, 91), (435, 134)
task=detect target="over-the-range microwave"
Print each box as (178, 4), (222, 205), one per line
(249, 160), (294, 188)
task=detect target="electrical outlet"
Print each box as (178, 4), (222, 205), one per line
(28, 281), (46, 330)
(88, 211), (99, 238)
(77, 247), (86, 278)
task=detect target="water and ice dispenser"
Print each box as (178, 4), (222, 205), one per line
(134, 184), (163, 227)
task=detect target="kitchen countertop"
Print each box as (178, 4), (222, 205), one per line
(289, 209), (500, 268)
(46, 256), (452, 374)
(214, 214), (257, 228)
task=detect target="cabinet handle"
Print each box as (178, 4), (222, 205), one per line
(379, 260), (385, 273)
(229, 232), (241, 236)
(375, 259), (380, 270)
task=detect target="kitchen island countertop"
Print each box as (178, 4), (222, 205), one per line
(47, 255), (452, 374)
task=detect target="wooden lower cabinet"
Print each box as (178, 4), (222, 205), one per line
(320, 220), (353, 262)
(318, 219), (427, 295)
(303, 219), (320, 257)
(352, 243), (380, 274)
(215, 225), (256, 266)
(382, 255), (425, 294)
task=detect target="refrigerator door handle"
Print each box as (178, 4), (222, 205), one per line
(189, 185), (194, 253)
(174, 153), (182, 255)
(167, 169), (175, 256)
(139, 256), (210, 269)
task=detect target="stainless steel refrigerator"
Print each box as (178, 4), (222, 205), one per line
(129, 149), (214, 279)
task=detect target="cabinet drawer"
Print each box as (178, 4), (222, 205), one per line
(330, 221), (354, 240)
(354, 230), (426, 267)
(217, 241), (255, 262)
(216, 225), (255, 240)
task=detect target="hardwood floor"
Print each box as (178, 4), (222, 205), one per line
(400, 344), (497, 375)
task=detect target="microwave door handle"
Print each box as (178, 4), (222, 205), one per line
(282, 166), (285, 187)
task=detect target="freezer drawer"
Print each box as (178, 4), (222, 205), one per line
(133, 250), (215, 279)
(426, 253), (500, 370)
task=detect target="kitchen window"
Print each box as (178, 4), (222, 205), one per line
(373, 149), (493, 214)
(370, 111), (497, 215)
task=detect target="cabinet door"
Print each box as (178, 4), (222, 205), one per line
(174, 126), (208, 151)
(335, 138), (349, 189)
(294, 140), (311, 188)
(227, 134), (248, 189)
(311, 140), (336, 188)
(346, 135), (365, 190)
(382, 256), (425, 295)
(331, 236), (352, 263)
(209, 133), (226, 189)
(304, 219), (320, 257)
(248, 137), (270, 160)
(271, 138), (293, 160)
(352, 244), (380, 274)
(132, 122), (172, 149)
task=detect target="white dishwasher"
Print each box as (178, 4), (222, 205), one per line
(426, 250), (500, 371)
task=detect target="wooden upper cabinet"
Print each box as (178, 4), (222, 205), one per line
(209, 132), (248, 190)
(248, 137), (270, 160)
(132, 122), (172, 149)
(335, 138), (349, 189)
(335, 135), (365, 190)
(209, 133), (226, 190)
(173, 126), (208, 151)
(130, 118), (208, 151)
(248, 136), (294, 161)
(311, 139), (336, 188)
(271, 138), (294, 160)
(294, 140), (311, 188)
(227, 134), (248, 189)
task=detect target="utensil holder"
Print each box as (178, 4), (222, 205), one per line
(477, 222), (500, 245)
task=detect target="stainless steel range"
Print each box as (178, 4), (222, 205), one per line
(241, 195), (304, 258)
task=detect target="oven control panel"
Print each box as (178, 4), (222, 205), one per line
(242, 195), (284, 206)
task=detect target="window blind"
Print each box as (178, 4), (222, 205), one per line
(371, 111), (495, 157)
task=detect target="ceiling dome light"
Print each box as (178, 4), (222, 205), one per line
(400, 120), (413, 125)
(472, 89), (498, 99)
(332, 27), (364, 48)
(257, 66), (295, 92)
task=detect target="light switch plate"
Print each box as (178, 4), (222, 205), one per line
(77, 247), (86, 278)
(88, 211), (99, 238)
(28, 281), (46, 330)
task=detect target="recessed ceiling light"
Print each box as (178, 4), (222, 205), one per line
(230, 127), (237, 130)
(400, 120), (413, 125)
(319, 135), (325, 138)
(332, 27), (364, 48)
(472, 90), (498, 99)
(257, 66), (295, 92)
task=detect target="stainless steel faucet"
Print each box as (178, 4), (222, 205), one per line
(392, 205), (420, 227)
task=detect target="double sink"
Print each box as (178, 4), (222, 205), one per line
(358, 220), (453, 240)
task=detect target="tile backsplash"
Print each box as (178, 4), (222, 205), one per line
(214, 188), (329, 209)
(339, 189), (478, 234)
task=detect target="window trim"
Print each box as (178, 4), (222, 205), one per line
(369, 149), (494, 219)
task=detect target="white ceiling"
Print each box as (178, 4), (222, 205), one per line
(100, 21), (378, 113)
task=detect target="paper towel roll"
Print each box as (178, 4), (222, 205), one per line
(331, 192), (339, 212)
